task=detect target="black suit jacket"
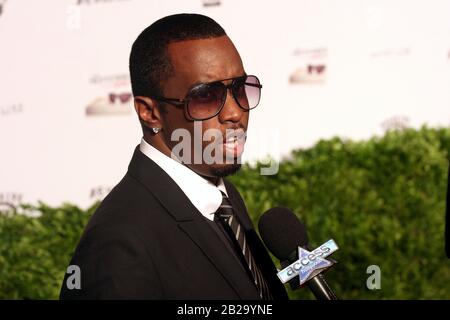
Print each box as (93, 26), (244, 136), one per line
(60, 146), (288, 299)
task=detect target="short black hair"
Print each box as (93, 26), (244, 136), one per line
(129, 13), (226, 97)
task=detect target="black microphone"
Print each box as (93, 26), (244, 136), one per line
(258, 207), (338, 300)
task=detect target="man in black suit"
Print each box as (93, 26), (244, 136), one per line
(60, 13), (288, 300)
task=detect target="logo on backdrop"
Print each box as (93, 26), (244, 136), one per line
(85, 93), (132, 116)
(0, 192), (23, 213)
(89, 74), (129, 86)
(76, 0), (131, 5)
(381, 115), (410, 131)
(370, 47), (411, 59)
(289, 47), (328, 84)
(89, 185), (112, 202)
(1, 103), (23, 116)
(202, 0), (221, 7)
(86, 73), (132, 116)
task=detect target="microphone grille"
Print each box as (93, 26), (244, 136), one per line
(258, 207), (309, 261)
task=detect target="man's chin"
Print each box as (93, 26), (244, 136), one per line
(210, 163), (242, 177)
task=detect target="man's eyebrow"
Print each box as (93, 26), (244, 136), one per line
(190, 72), (248, 87)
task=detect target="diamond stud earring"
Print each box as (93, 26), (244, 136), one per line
(152, 127), (161, 134)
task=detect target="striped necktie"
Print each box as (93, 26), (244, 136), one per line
(214, 191), (272, 300)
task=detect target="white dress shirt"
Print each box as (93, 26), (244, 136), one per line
(139, 138), (228, 221)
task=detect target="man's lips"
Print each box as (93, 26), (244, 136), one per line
(222, 130), (246, 158)
(200, 128), (247, 159)
(223, 130), (246, 143)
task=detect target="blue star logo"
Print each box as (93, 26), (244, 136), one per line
(298, 246), (332, 285)
(276, 239), (339, 285)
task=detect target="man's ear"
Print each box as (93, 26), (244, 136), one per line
(133, 96), (163, 130)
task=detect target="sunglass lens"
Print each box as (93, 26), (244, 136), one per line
(187, 83), (225, 120)
(234, 75), (261, 110)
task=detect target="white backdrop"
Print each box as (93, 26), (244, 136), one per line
(1, 0), (449, 209)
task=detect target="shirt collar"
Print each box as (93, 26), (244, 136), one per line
(139, 138), (227, 221)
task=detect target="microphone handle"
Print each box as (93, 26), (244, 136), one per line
(306, 273), (339, 300)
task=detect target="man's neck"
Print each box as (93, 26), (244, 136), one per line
(199, 174), (220, 186)
(143, 134), (221, 186)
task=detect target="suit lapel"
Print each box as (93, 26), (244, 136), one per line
(127, 145), (194, 222)
(127, 145), (258, 299)
(178, 219), (260, 299)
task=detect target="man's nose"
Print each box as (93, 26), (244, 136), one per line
(218, 88), (243, 123)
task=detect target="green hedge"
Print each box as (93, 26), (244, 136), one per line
(1, 126), (449, 299)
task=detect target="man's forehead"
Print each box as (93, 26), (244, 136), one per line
(166, 36), (244, 86)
